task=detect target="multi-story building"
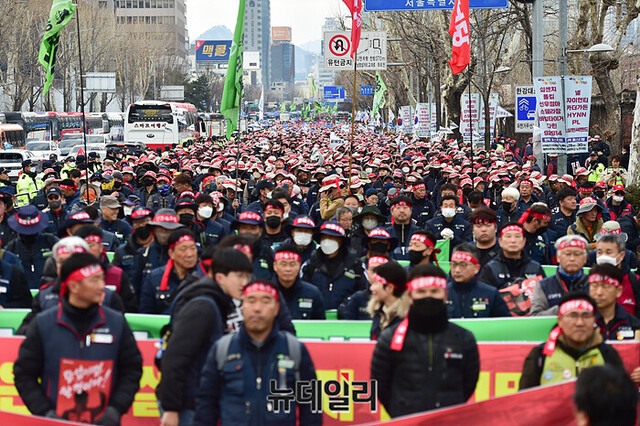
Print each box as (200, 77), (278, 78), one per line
(270, 27), (294, 87)
(100, 0), (188, 56)
(244, 0), (271, 90)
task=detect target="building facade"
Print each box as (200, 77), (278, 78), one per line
(244, 0), (271, 90)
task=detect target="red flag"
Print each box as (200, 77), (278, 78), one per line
(342, 0), (362, 59)
(448, 0), (470, 75)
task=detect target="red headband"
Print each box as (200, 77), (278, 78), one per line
(578, 187), (593, 193)
(407, 276), (448, 291)
(233, 244), (252, 254)
(520, 180), (533, 187)
(84, 235), (102, 244)
(410, 234), (435, 248)
(391, 201), (411, 209)
(56, 245), (87, 257)
(368, 256), (389, 267)
(265, 204), (284, 215)
(588, 274), (621, 287)
(153, 214), (179, 224)
(60, 184), (75, 190)
(372, 273), (397, 289)
(274, 251), (301, 263)
(62, 264), (103, 296)
(169, 234), (195, 249)
(557, 238), (587, 251)
(412, 183), (425, 191)
(243, 282), (279, 300)
(17, 214), (41, 226)
(472, 218), (496, 225)
(531, 212), (551, 221)
(500, 225), (524, 237)
(451, 251), (479, 265)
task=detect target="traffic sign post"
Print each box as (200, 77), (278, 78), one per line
(515, 86), (536, 134)
(323, 31), (387, 70)
(360, 86), (373, 96)
(364, 0), (508, 11)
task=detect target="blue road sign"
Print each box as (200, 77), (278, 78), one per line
(324, 86), (346, 100)
(195, 40), (232, 62)
(517, 97), (536, 121)
(361, 86), (373, 96)
(364, 0), (508, 11)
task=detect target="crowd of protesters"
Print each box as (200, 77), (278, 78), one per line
(5, 121), (640, 424)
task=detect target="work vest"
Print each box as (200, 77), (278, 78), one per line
(36, 304), (124, 421)
(540, 345), (605, 386)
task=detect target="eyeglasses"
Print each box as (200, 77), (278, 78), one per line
(562, 312), (595, 321)
(450, 261), (474, 269)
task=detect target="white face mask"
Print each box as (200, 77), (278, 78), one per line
(293, 232), (313, 247)
(597, 254), (620, 266)
(365, 168), (373, 174)
(198, 206), (213, 219)
(442, 208), (456, 218)
(123, 206), (133, 216)
(613, 195), (624, 203)
(320, 239), (340, 255)
(362, 218), (378, 231)
(68, 162), (76, 168)
(253, 171), (261, 179)
(336, 167), (343, 174)
(402, 167), (410, 173)
(283, 211), (289, 220)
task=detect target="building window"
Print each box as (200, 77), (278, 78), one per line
(145, 0), (150, 7)
(127, 16), (132, 23)
(151, 16), (157, 23)
(146, 16), (150, 24)
(132, 16), (138, 23)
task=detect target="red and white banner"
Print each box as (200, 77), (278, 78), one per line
(448, 0), (470, 75)
(342, 0), (363, 59)
(0, 337), (638, 425)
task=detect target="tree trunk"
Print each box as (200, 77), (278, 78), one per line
(628, 77), (640, 186)
(590, 52), (621, 155)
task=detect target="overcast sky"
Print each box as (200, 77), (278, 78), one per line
(187, 0), (345, 45)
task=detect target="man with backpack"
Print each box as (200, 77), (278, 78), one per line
(157, 247), (253, 426)
(195, 280), (321, 426)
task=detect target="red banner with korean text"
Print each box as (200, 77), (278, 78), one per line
(370, 381), (576, 426)
(0, 337), (638, 425)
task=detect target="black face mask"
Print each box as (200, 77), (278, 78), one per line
(369, 242), (389, 254)
(409, 249), (426, 265)
(179, 213), (195, 225)
(408, 297), (448, 334)
(429, 169), (439, 177)
(238, 232), (260, 245)
(502, 201), (513, 211)
(20, 233), (38, 245)
(143, 178), (155, 187)
(462, 188), (473, 197)
(49, 200), (62, 210)
(265, 216), (281, 229)
(594, 190), (605, 198)
(134, 224), (152, 240)
(113, 181), (123, 190)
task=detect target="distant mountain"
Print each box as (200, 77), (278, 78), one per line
(295, 46), (316, 80)
(299, 40), (321, 56)
(196, 25), (233, 41)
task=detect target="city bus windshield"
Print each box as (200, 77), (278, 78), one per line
(128, 105), (173, 124)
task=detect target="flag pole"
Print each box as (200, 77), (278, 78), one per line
(348, 50), (357, 192)
(74, 3), (89, 202)
(468, 67), (473, 163)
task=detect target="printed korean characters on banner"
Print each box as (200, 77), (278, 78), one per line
(460, 93), (481, 142)
(56, 359), (113, 422)
(564, 76), (592, 154)
(533, 77), (566, 154)
(430, 103), (438, 139)
(414, 103), (430, 138)
(399, 106), (413, 134)
(477, 93), (499, 140)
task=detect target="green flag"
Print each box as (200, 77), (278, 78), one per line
(281, 102), (286, 113)
(332, 103), (338, 115)
(220, 0), (246, 140)
(289, 101), (296, 112)
(302, 102), (309, 119)
(39, 0), (76, 95)
(372, 71), (387, 119)
(311, 75), (317, 97)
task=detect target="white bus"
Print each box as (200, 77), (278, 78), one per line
(124, 101), (199, 150)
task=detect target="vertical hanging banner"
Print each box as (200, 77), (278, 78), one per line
(460, 93), (480, 141)
(533, 77), (565, 154)
(415, 103), (430, 137)
(399, 106), (413, 134)
(477, 93), (499, 139)
(430, 102), (438, 139)
(564, 76), (592, 154)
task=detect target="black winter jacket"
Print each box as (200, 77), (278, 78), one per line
(370, 319), (479, 417)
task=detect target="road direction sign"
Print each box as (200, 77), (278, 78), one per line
(324, 86), (345, 100)
(323, 31), (387, 70)
(360, 86), (373, 96)
(364, 0), (508, 11)
(515, 86), (536, 133)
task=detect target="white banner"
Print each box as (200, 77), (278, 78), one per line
(460, 93), (481, 142)
(478, 93), (499, 139)
(534, 76), (565, 154)
(430, 103), (437, 139)
(399, 106), (413, 134)
(564, 76), (592, 154)
(415, 103), (430, 137)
